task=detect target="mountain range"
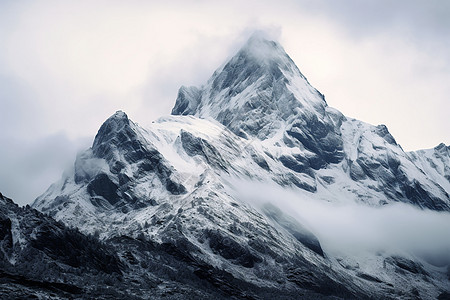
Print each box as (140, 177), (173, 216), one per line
(1, 33), (449, 299)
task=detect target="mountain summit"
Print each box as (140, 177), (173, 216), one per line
(30, 34), (450, 299)
(173, 34), (449, 210)
(172, 34), (327, 140)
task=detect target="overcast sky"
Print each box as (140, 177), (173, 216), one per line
(1, 0), (449, 205)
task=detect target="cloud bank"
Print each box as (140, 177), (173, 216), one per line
(230, 179), (450, 265)
(0, 134), (91, 206)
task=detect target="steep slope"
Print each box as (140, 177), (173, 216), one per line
(172, 33), (449, 210)
(33, 112), (450, 299)
(32, 34), (450, 299)
(0, 192), (125, 298)
(172, 33), (327, 141)
(0, 192), (245, 299)
(35, 113), (366, 298)
(408, 143), (450, 195)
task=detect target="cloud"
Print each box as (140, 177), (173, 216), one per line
(0, 134), (92, 206)
(229, 179), (450, 265)
(298, 0), (450, 43)
(0, 74), (43, 139)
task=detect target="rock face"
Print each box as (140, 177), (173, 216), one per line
(408, 143), (450, 199)
(0, 193), (124, 298)
(0, 193), (240, 299)
(31, 34), (450, 299)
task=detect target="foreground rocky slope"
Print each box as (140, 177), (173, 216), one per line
(31, 34), (450, 299)
(0, 192), (125, 298)
(1, 192), (283, 299)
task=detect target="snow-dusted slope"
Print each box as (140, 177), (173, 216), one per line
(33, 112), (450, 298)
(34, 113), (368, 298)
(32, 34), (450, 299)
(408, 143), (450, 196)
(172, 33), (327, 141)
(172, 33), (449, 210)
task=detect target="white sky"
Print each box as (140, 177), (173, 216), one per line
(0, 0), (449, 205)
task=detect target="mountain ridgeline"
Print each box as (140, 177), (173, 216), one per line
(171, 34), (449, 210)
(5, 34), (448, 299)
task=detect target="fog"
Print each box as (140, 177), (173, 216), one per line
(0, 134), (92, 206)
(229, 179), (450, 264)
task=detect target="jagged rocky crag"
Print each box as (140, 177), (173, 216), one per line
(0, 192), (123, 298)
(28, 34), (450, 299)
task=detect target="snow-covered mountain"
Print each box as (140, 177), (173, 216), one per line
(31, 34), (450, 299)
(171, 33), (449, 210)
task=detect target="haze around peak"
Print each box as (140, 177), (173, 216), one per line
(240, 31), (284, 60)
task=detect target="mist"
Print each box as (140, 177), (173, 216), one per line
(228, 178), (450, 265)
(0, 134), (92, 206)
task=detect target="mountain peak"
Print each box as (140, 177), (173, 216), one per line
(240, 32), (284, 62)
(434, 142), (449, 156)
(97, 110), (130, 133)
(92, 110), (133, 157)
(245, 30), (274, 42)
(435, 142), (448, 150)
(230, 33), (304, 80)
(110, 110), (128, 121)
(172, 33), (325, 139)
(104, 110), (130, 126)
